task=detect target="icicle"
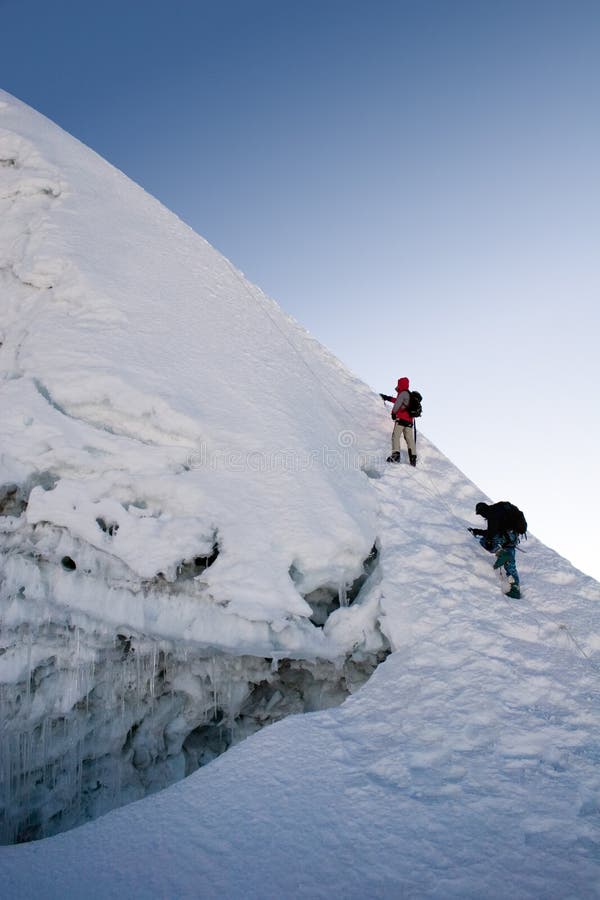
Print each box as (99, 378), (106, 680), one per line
(150, 644), (157, 701)
(211, 655), (218, 720)
(338, 581), (348, 608)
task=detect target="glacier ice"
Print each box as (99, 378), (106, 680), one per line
(0, 613), (389, 845)
(0, 509), (388, 844)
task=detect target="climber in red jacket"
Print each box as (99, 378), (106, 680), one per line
(380, 376), (417, 466)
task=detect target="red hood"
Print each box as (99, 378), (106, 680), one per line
(396, 377), (409, 392)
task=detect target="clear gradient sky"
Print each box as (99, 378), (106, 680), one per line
(1, 0), (599, 579)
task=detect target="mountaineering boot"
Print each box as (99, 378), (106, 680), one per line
(506, 584), (521, 599)
(386, 451), (401, 463)
(493, 549), (512, 570)
(409, 451), (417, 467)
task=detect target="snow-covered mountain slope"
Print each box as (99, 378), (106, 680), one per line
(0, 89), (389, 840)
(0, 89), (385, 629)
(3, 443), (600, 899)
(1, 91), (600, 897)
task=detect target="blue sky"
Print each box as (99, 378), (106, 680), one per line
(1, 0), (599, 580)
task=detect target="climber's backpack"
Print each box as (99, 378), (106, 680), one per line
(408, 391), (423, 418)
(495, 501), (528, 537)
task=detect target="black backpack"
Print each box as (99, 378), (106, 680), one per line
(408, 390), (423, 418)
(496, 501), (528, 537)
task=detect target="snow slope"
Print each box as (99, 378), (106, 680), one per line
(3, 442), (600, 898)
(2, 90), (600, 897)
(0, 88), (392, 841)
(0, 88), (385, 636)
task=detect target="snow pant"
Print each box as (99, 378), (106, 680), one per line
(392, 422), (416, 456)
(480, 531), (519, 586)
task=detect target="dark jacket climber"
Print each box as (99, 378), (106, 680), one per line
(469, 501), (526, 599)
(380, 377), (417, 466)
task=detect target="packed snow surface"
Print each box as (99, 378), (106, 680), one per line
(1, 91), (600, 897)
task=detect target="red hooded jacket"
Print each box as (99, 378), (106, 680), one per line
(392, 377), (413, 426)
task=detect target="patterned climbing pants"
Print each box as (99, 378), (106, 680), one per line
(480, 531), (520, 586)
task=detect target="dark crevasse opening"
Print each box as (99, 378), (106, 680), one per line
(0, 589), (389, 844)
(0, 505), (385, 844)
(0, 473), (58, 519)
(299, 544), (379, 627)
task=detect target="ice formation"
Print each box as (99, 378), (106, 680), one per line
(0, 90), (390, 842)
